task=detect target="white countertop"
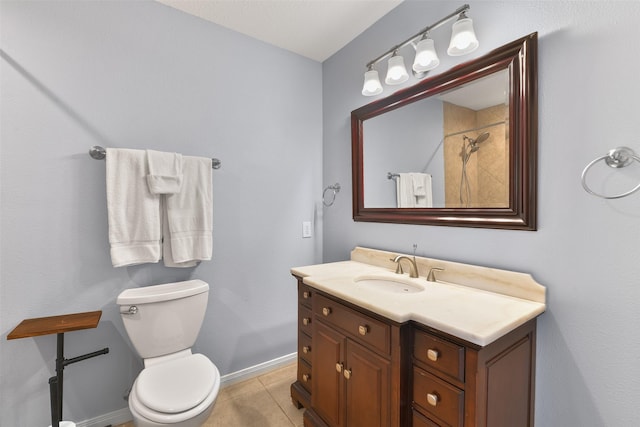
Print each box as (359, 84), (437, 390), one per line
(292, 250), (546, 347)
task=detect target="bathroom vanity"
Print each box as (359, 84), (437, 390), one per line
(290, 247), (546, 427)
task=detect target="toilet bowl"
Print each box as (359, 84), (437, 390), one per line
(117, 280), (220, 427)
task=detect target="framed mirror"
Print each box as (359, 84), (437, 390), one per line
(351, 33), (537, 230)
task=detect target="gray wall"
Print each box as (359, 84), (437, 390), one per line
(323, 1), (640, 426)
(0, 1), (322, 425)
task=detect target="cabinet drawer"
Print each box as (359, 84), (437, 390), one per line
(412, 409), (441, 427)
(314, 293), (390, 355)
(298, 282), (313, 308)
(299, 305), (313, 335)
(413, 366), (464, 427)
(298, 329), (312, 364)
(414, 329), (465, 383)
(298, 359), (312, 393)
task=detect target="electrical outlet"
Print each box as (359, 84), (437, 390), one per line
(302, 221), (312, 238)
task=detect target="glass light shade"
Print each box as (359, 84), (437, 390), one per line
(385, 54), (409, 85)
(447, 17), (479, 56)
(412, 38), (440, 73)
(362, 69), (383, 96)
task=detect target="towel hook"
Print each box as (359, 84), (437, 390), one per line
(581, 146), (640, 199)
(323, 183), (341, 207)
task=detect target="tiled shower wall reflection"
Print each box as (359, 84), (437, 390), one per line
(443, 102), (509, 207)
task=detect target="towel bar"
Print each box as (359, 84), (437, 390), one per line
(89, 145), (221, 169)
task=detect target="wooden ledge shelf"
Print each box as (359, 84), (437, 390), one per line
(7, 310), (102, 340)
(6, 310), (108, 427)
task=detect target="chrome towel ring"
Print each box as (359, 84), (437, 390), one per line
(323, 183), (341, 207)
(581, 146), (640, 199)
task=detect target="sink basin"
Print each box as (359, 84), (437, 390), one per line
(355, 275), (425, 294)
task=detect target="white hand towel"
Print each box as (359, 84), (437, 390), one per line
(146, 149), (183, 194)
(106, 148), (162, 267)
(396, 173), (433, 208)
(164, 156), (213, 265)
(411, 173), (433, 207)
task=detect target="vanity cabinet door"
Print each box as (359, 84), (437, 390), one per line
(313, 321), (346, 427)
(345, 339), (391, 427)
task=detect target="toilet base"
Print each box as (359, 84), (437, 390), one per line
(130, 399), (216, 427)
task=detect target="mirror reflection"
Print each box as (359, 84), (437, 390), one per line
(363, 69), (509, 208)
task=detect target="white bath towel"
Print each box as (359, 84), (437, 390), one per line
(146, 149), (183, 194)
(164, 156), (213, 265)
(106, 148), (162, 267)
(396, 173), (433, 208)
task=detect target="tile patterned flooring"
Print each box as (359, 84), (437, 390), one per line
(115, 362), (304, 427)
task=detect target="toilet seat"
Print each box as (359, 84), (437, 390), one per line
(130, 353), (220, 424)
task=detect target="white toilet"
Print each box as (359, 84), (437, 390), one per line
(117, 280), (220, 427)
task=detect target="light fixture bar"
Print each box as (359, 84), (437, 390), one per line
(365, 4), (470, 69)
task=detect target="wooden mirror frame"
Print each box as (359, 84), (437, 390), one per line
(351, 33), (537, 230)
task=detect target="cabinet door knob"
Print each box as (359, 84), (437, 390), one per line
(427, 349), (439, 362)
(302, 317), (311, 326)
(322, 307), (332, 316)
(303, 346), (311, 354)
(358, 325), (369, 336)
(302, 374), (310, 382)
(427, 393), (439, 407)
(303, 291), (310, 299)
(335, 362), (343, 373)
(343, 369), (352, 380)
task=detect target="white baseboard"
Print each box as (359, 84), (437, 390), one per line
(76, 352), (297, 426)
(220, 352), (297, 387)
(75, 407), (132, 427)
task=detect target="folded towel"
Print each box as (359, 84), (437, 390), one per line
(396, 173), (433, 208)
(164, 156), (213, 265)
(106, 148), (162, 267)
(411, 173), (433, 207)
(146, 149), (183, 194)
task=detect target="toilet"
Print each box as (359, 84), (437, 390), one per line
(117, 280), (220, 427)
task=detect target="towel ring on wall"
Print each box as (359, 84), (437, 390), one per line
(323, 183), (341, 207)
(581, 146), (640, 199)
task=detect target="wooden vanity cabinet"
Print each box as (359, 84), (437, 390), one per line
(303, 289), (408, 427)
(291, 275), (538, 427)
(291, 278), (314, 410)
(411, 321), (537, 427)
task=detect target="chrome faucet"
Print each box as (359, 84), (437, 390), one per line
(391, 255), (419, 278)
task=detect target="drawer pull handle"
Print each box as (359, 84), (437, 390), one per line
(303, 291), (310, 299)
(302, 317), (311, 326)
(427, 393), (439, 407)
(303, 346), (311, 354)
(358, 325), (369, 336)
(335, 362), (343, 373)
(302, 374), (310, 382)
(427, 349), (439, 362)
(322, 307), (332, 316)
(343, 369), (352, 380)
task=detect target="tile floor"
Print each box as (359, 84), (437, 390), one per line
(114, 362), (304, 427)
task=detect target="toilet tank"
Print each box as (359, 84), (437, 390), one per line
(117, 280), (209, 359)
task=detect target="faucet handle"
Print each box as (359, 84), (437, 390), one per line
(427, 267), (444, 282)
(390, 256), (404, 274)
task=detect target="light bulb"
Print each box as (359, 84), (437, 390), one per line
(413, 37), (440, 73)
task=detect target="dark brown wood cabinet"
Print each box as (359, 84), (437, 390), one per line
(291, 274), (538, 427)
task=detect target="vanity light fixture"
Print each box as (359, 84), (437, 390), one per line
(385, 51), (409, 85)
(362, 64), (384, 96)
(361, 4), (479, 96)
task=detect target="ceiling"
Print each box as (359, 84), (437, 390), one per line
(155, 0), (404, 62)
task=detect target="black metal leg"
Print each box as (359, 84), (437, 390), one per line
(48, 376), (59, 427)
(56, 333), (64, 423)
(47, 332), (108, 427)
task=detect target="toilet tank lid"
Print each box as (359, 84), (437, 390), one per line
(117, 280), (209, 305)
